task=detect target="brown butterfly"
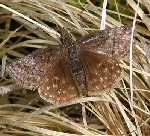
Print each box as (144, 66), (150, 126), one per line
(6, 26), (132, 104)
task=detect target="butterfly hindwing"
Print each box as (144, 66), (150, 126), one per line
(38, 57), (80, 104)
(79, 51), (122, 95)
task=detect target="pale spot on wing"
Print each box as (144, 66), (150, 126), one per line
(114, 75), (117, 78)
(18, 69), (21, 73)
(103, 84), (107, 88)
(117, 70), (121, 73)
(44, 92), (48, 96)
(104, 76), (107, 80)
(68, 86), (75, 90)
(104, 68), (108, 72)
(47, 86), (50, 90)
(45, 78), (49, 82)
(36, 76), (41, 82)
(93, 78), (97, 82)
(95, 85), (100, 89)
(97, 62), (102, 67)
(53, 84), (58, 89)
(99, 77), (104, 83)
(62, 80), (66, 84)
(49, 95), (52, 98)
(111, 66), (115, 69)
(54, 76), (60, 80)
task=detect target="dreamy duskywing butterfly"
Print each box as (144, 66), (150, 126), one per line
(6, 26), (132, 104)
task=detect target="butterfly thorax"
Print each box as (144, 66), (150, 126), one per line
(61, 29), (86, 95)
(68, 44), (86, 92)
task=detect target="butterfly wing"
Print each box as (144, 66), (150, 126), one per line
(77, 26), (132, 60)
(6, 46), (61, 90)
(38, 29), (81, 104)
(38, 57), (80, 104)
(79, 51), (122, 95)
(76, 26), (131, 95)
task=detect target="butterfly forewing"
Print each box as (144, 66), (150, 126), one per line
(6, 47), (61, 89)
(38, 58), (80, 104)
(80, 51), (122, 95)
(77, 26), (132, 60)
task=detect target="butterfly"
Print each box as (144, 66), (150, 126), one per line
(6, 26), (132, 104)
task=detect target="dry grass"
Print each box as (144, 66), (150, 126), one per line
(0, 0), (150, 136)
